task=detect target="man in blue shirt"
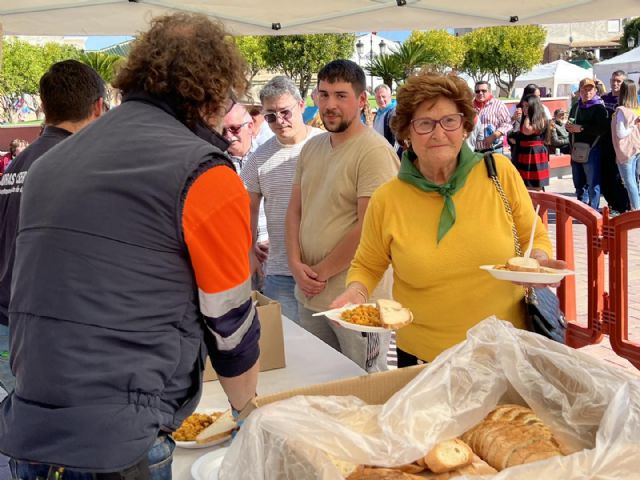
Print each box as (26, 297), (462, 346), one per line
(372, 83), (397, 147)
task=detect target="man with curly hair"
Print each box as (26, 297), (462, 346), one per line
(0, 13), (260, 478)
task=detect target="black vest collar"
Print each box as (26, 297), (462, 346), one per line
(122, 91), (230, 153)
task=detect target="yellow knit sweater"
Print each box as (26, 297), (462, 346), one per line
(347, 154), (552, 361)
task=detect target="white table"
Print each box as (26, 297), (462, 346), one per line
(172, 317), (366, 478)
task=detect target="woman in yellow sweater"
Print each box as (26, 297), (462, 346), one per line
(331, 72), (566, 367)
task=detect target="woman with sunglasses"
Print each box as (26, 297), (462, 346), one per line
(331, 72), (565, 367)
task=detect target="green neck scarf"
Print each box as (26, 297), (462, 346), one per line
(398, 142), (482, 243)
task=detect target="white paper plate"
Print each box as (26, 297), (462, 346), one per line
(191, 446), (228, 480)
(175, 434), (231, 449)
(323, 304), (390, 333)
(173, 410), (233, 449)
(480, 265), (574, 284)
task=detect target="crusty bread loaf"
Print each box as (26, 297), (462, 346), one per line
(346, 467), (425, 479)
(419, 454), (496, 479)
(461, 404), (562, 471)
(506, 256), (541, 272)
(195, 409), (236, 444)
(376, 299), (413, 330)
(424, 439), (473, 473)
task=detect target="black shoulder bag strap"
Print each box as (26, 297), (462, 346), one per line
(483, 153), (567, 343)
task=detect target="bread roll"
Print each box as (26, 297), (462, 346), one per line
(506, 256), (540, 272)
(376, 299), (413, 330)
(195, 409), (236, 444)
(424, 439), (473, 473)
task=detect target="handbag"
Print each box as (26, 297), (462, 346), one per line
(571, 140), (598, 164)
(569, 107), (599, 164)
(484, 153), (567, 343)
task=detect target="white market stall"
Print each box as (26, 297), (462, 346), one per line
(1, 0), (640, 35)
(514, 60), (592, 98)
(594, 46), (640, 84)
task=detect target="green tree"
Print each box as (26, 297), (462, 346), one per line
(406, 30), (466, 72)
(0, 39), (45, 123)
(365, 53), (402, 89)
(462, 25), (545, 97)
(263, 33), (355, 99)
(235, 35), (268, 82)
(620, 17), (640, 53)
(0, 39), (81, 122)
(461, 29), (494, 82)
(79, 51), (122, 84)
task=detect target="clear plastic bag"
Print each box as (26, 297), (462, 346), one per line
(220, 318), (640, 479)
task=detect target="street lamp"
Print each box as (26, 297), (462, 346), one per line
(370, 34), (374, 92)
(356, 39), (364, 65)
(379, 39), (387, 56)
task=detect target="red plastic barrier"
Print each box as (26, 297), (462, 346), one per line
(529, 192), (640, 370)
(529, 192), (605, 349)
(604, 209), (640, 369)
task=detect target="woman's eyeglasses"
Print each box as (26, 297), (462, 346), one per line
(263, 105), (296, 123)
(410, 113), (464, 135)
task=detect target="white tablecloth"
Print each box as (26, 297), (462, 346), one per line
(172, 317), (366, 478)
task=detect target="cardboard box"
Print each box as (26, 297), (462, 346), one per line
(203, 291), (286, 382)
(240, 364), (427, 419)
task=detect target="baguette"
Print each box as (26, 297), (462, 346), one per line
(346, 468), (425, 479)
(462, 405), (563, 471)
(195, 409), (236, 444)
(376, 299), (413, 330)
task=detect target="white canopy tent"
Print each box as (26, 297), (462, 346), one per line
(593, 46), (640, 84)
(1, 0), (640, 36)
(514, 60), (592, 98)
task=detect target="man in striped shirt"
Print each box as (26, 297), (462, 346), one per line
(241, 76), (323, 323)
(472, 80), (512, 153)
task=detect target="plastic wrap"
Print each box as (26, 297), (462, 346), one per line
(219, 318), (640, 479)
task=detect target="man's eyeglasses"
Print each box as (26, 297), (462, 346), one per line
(410, 113), (464, 135)
(263, 105), (296, 123)
(475, 89), (488, 94)
(223, 121), (249, 137)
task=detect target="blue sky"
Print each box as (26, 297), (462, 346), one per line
(84, 31), (411, 50)
(375, 31), (410, 42)
(85, 36), (133, 50)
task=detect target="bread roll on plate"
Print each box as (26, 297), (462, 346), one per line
(195, 409), (236, 444)
(376, 299), (413, 330)
(506, 257), (540, 273)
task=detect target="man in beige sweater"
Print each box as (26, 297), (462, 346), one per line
(285, 60), (399, 372)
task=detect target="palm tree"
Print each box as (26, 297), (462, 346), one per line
(79, 52), (123, 85)
(392, 42), (431, 81)
(365, 54), (402, 89)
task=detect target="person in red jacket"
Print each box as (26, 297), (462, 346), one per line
(0, 139), (28, 175)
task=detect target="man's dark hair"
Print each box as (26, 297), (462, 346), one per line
(317, 60), (366, 94)
(474, 80), (490, 88)
(39, 60), (105, 125)
(612, 70), (626, 78)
